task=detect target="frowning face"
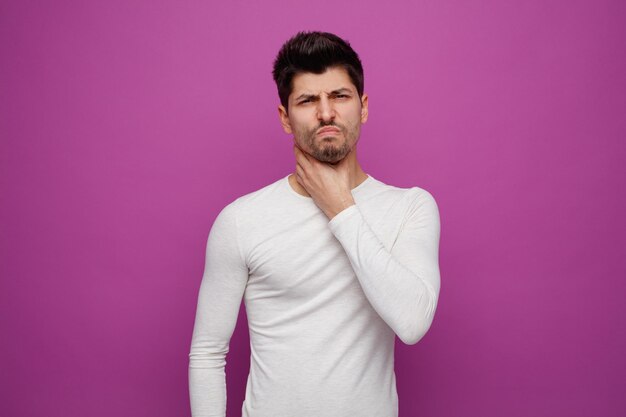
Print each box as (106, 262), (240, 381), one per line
(278, 66), (368, 164)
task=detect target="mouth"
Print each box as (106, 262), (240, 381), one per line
(316, 127), (341, 136)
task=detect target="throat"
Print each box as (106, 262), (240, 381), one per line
(288, 174), (311, 197)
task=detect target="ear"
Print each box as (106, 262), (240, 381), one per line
(278, 105), (292, 134)
(360, 93), (369, 123)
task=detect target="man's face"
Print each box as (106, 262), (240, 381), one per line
(278, 66), (368, 164)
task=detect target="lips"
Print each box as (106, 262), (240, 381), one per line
(317, 127), (341, 135)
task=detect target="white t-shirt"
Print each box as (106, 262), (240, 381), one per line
(189, 173), (441, 417)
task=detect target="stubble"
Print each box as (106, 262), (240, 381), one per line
(297, 121), (360, 164)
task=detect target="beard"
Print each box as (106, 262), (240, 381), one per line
(311, 136), (350, 163)
(296, 121), (360, 164)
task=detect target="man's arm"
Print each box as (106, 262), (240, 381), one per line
(189, 200), (248, 417)
(327, 189), (441, 345)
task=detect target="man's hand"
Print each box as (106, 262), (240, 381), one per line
(293, 144), (357, 220)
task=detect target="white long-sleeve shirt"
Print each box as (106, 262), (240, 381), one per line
(189, 173), (441, 417)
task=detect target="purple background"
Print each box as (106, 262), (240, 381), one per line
(1, 1), (625, 416)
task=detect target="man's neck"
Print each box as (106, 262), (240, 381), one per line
(288, 157), (368, 198)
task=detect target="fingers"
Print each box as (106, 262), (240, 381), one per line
(293, 144), (314, 171)
(295, 149), (314, 191)
(295, 161), (305, 180)
(294, 170), (303, 186)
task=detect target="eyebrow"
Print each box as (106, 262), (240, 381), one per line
(294, 88), (354, 102)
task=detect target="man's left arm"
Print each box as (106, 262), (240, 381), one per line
(327, 190), (441, 345)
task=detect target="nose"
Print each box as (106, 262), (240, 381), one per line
(316, 95), (336, 122)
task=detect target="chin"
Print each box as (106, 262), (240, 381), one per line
(318, 152), (348, 164)
(317, 144), (348, 161)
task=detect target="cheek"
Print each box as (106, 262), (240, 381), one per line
(292, 115), (316, 134)
(343, 110), (361, 129)
(288, 109), (312, 124)
(344, 112), (362, 140)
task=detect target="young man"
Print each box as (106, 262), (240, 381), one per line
(189, 31), (441, 417)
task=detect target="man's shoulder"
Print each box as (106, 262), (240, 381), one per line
(235, 175), (287, 205)
(362, 177), (439, 229)
(366, 175), (436, 205)
(219, 175), (289, 217)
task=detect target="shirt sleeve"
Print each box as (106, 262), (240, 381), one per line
(188, 199), (249, 417)
(327, 189), (441, 345)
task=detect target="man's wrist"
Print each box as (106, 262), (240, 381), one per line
(326, 194), (356, 220)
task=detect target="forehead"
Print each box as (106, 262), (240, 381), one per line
(290, 67), (356, 96)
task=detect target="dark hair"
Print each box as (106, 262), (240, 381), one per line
(272, 31), (364, 111)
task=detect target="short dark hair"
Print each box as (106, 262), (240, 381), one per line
(272, 31), (364, 111)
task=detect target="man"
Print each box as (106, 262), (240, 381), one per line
(189, 31), (441, 417)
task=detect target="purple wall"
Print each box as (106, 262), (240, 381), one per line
(1, 1), (624, 416)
